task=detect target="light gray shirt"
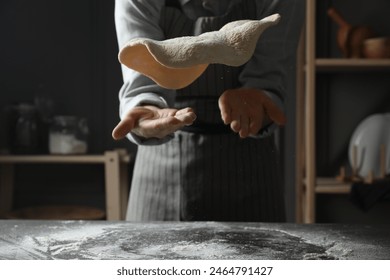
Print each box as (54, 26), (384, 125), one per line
(114, 0), (304, 145)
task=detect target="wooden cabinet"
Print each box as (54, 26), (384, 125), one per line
(298, 0), (390, 223)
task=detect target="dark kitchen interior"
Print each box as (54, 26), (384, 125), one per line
(0, 0), (390, 225)
(0, 0), (132, 215)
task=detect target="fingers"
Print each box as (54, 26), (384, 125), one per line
(146, 109), (196, 139)
(248, 116), (262, 136)
(219, 92), (252, 138)
(113, 106), (197, 140)
(262, 97), (287, 126)
(232, 113), (259, 138)
(175, 107), (197, 125)
(112, 107), (151, 140)
(220, 93), (246, 137)
(228, 112), (253, 138)
(218, 94), (232, 124)
(239, 117), (251, 138)
(238, 116), (250, 138)
(112, 116), (136, 140)
(219, 88), (287, 138)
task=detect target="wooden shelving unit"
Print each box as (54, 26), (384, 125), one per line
(298, 0), (390, 223)
(0, 150), (131, 220)
(315, 58), (390, 71)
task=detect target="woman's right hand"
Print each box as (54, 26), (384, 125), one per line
(112, 105), (196, 140)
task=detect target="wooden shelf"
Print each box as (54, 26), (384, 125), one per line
(0, 150), (131, 220)
(0, 153), (130, 164)
(297, 0), (390, 223)
(303, 177), (351, 194)
(315, 177), (351, 194)
(315, 58), (390, 71)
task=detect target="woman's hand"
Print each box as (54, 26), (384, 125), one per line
(218, 88), (286, 138)
(112, 105), (196, 140)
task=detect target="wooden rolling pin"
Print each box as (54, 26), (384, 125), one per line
(328, 7), (375, 58)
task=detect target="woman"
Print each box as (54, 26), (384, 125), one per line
(113, 0), (305, 222)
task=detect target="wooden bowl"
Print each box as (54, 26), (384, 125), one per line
(363, 37), (390, 59)
(5, 205), (106, 220)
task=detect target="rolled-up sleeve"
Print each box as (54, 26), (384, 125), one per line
(115, 0), (176, 145)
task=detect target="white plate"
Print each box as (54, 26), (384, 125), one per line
(348, 113), (390, 177)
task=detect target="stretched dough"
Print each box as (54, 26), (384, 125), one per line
(118, 14), (281, 89)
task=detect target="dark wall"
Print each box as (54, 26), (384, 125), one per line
(0, 0), (135, 211)
(0, 0), (131, 154)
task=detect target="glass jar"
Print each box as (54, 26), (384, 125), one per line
(49, 116), (88, 154)
(14, 104), (39, 154)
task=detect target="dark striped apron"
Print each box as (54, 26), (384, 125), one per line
(126, 0), (285, 222)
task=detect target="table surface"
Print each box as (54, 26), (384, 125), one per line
(0, 220), (389, 260)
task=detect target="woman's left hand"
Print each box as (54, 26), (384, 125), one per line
(218, 88), (286, 138)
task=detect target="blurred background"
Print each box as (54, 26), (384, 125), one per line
(1, 0), (390, 223)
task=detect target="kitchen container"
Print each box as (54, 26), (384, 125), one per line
(49, 116), (88, 154)
(13, 104), (39, 154)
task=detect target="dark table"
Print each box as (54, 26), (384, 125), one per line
(0, 220), (389, 260)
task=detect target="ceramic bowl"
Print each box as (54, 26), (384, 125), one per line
(362, 37), (390, 59)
